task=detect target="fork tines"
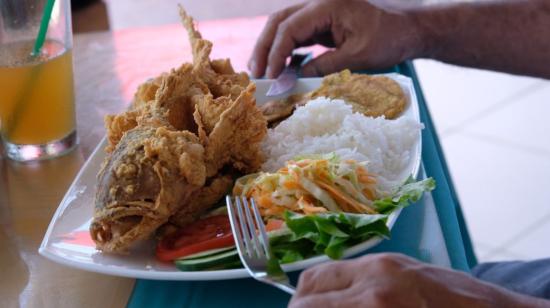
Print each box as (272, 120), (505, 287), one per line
(226, 196), (270, 260)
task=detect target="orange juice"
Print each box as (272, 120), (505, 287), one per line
(0, 39), (75, 145)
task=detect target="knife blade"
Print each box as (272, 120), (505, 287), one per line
(265, 52), (312, 97)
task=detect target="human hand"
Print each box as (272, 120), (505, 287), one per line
(289, 253), (546, 308)
(248, 0), (426, 78)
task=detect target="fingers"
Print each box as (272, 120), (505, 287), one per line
(295, 260), (355, 296)
(248, 4), (304, 78)
(301, 49), (352, 77)
(289, 289), (359, 308)
(266, 4), (332, 78)
(290, 254), (422, 308)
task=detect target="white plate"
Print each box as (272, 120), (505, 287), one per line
(39, 74), (422, 280)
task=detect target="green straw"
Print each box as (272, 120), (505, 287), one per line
(32, 0), (56, 57)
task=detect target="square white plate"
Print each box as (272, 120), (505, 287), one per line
(39, 73), (421, 280)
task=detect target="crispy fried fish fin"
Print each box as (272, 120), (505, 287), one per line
(179, 4), (212, 70)
(209, 58), (251, 99)
(192, 95), (232, 135)
(180, 7), (249, 98)
(91, 127), (206, 253)
(210, 59), (235, 75)
(104, 108), (143, 153)
(192, 108), (209, 145)
(203, 84), (267, 177)
(152, 64), (208, 132)
(132, 75), (163, 110)
(207, 72), (251, 100)
(168, 174), (234, 227)
(104, 74), (173, 153)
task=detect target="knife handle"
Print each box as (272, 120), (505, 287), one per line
(288, 52), (313, 70)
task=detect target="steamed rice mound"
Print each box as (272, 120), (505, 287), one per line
(261, 98), (423, 190)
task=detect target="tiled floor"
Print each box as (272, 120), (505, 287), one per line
(415, 59), (550, 262)
(102, 1), (550, 263)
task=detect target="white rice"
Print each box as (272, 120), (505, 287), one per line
(261, 98), (423, 190)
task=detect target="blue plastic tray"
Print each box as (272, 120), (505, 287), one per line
(127, 61), (475, 308)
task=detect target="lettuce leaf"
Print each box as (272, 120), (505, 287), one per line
(270, 177), (436, 263)
(373, 177), (436, 214)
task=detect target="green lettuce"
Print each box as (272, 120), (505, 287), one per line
(270, 177), (436, 263)
(373, 177), (436, 214)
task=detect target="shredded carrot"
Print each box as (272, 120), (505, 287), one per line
(283, 180), (300, 190)
(242, 158), (382, 219)
(303, 205), (328, 214)
(315, 160), (328, 168)
(294, 159), (312, 167)
(316, 180), (377, 214)
(356, 167), (377, 188)
(316, 172), (331, 183)
(262, 206), (285, 216)
(258, 194), (273, 208)
(276, 166), (289, 175)
(289, 169), (300, 181)
(362, 187), (377, 200)
(359, 175), (377, 186)
(298, 197), (328, 214)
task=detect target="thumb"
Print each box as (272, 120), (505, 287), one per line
(301, 50), (350, 77)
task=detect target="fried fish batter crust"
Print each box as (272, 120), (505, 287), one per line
(91, 6), (267, 253)
(260, 69), (407, 126)
(92, 127), (205, 252)
(196, 83), (266, 177)
(311, 70), (406, 118)
(168, 174), (234, 228)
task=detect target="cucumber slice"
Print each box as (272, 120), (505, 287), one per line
(175, 249), (240, 271)
(178, 246), (236, 260)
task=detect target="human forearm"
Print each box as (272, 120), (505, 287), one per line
(289, 254), (550, 308)
(511, 294), (550, 308)
(410, 0), (550, 78)
(249, 0), (550, 78)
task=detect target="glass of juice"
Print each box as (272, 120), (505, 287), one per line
(0, 0), (77, 162)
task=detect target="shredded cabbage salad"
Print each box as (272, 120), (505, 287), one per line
(233, 154), (385, 219)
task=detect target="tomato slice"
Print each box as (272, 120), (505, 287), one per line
(156, 215), (234, 262)
(156, 215), (286, 262)
(265, 219), (284, 232)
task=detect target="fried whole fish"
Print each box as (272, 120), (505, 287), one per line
(91, 127), (206, 252)
(90, 6), (267, 253)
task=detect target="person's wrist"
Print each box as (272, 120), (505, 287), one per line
(469, 278), (550, 308)
(402, 8), (438, 60)
(497, 289), (550, 308)
(377, 4), (436, 62)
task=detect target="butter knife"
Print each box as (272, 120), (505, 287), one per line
(266, 52), (312, 97)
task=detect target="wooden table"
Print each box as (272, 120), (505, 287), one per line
(0, 17), (266, 308)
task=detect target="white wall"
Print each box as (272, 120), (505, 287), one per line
(104, 0), (304, 30)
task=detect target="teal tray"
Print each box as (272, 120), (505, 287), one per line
(127, 61), (476, 308)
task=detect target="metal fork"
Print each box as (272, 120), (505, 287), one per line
(226, 195), (296, 294)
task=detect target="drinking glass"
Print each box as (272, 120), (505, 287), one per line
(0, 0), (77, 162)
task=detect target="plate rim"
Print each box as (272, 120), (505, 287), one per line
(39, 73), (422, 280)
